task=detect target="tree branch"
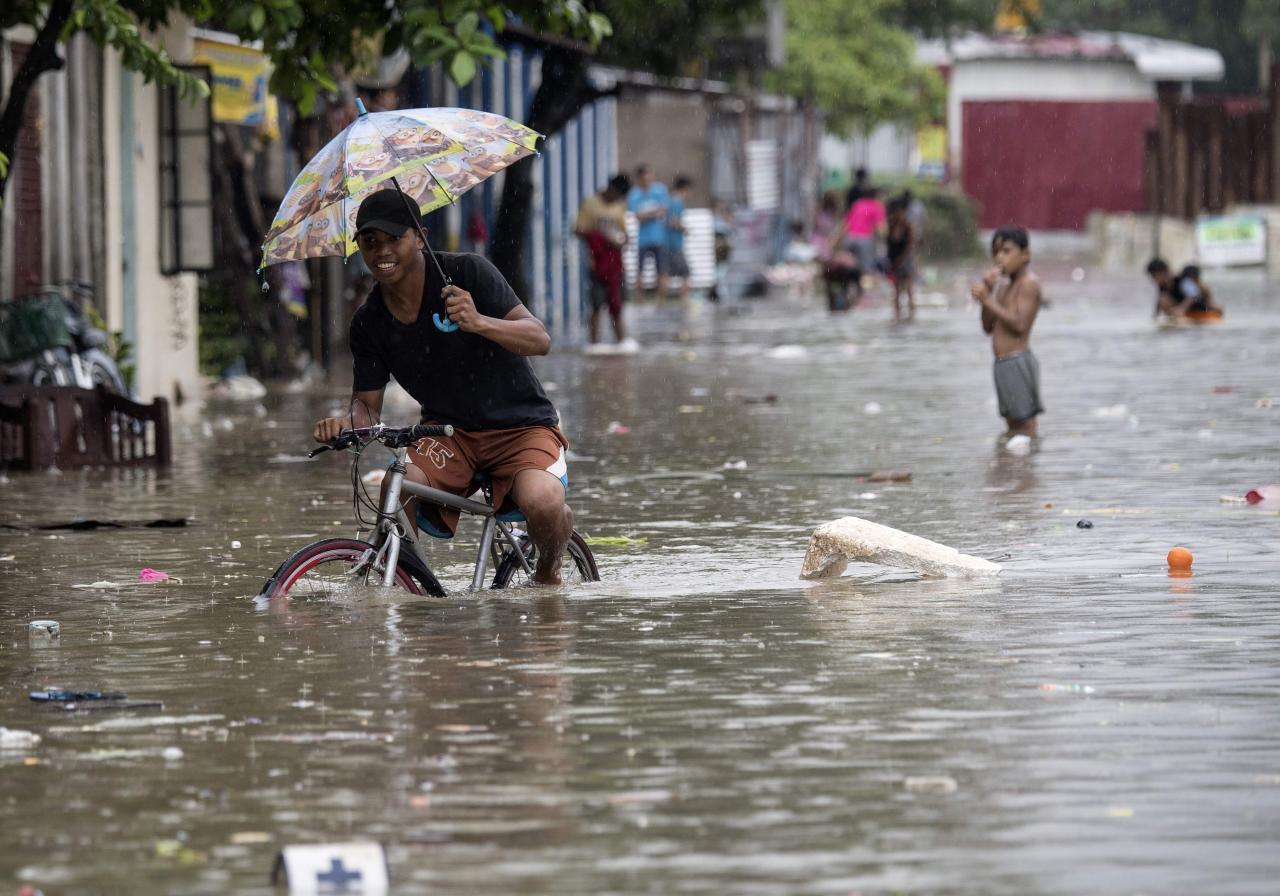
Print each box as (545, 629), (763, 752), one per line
(0, 0), (74, 204)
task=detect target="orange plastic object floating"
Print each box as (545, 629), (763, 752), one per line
(1167, 546), (1194, 569)
(1184, 308), (1223, 322)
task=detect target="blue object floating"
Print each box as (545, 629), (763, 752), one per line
(31, 689), (125, 702)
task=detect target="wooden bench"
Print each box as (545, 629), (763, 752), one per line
(0, 385), (171, 470)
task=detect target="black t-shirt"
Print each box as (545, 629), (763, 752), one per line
(1175, 275), (1209, 312)
(1158, 276), (1208, 313)
(349, 252), (558, 431)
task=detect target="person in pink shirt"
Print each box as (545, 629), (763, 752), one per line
(841, 187), (886, 279)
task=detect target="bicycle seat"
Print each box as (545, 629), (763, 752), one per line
(470, 470), (493, 491)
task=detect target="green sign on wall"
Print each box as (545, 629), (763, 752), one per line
(1195, 215), (1267, 267)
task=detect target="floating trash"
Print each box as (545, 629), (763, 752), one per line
(583, 535), (648, 547)
(904, 775), (958, 794)
(0, 727), (41, 750)
(801, 516), (1001, 580)
(273, 842), (389, 895)
(1039, 683), (1096, 694)
(1245, 485), (1279, 504)
(28, 620), (59, 647)
(30, 689), (123, 702)
(231, 831), (274, 845)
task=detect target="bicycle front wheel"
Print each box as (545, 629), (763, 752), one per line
(492, 530), (600, 589)
(260, 538), (426, 597)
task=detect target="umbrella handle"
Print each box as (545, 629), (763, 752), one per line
(386, 174), (459, 331)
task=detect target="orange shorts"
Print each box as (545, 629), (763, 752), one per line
(408, 424), (569, 538)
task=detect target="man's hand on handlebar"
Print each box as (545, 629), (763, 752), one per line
(308, 422), (455, 457)
(313, 416), (353, 444)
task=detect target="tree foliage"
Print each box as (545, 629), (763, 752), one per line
(592, 0), (764, 76)
(894, 0), (1280, 94)
(769, 0), (945, 134)
(487, 0), (765, 299)
(0, 0), (608, 203)
(1036, 0), (1278, 93)
(205, 0), (610, 115)
(895, 0), (995, 37)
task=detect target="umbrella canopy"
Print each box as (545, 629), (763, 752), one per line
(260, 107), (540, 269)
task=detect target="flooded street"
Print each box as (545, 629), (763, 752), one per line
(3, 262), (1278, 894)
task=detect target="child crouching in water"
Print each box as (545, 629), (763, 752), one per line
(1146, 258), (1223, 319)
(971, 227), (1043, 439)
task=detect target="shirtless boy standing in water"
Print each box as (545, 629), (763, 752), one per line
(971, 227), (1043, 438)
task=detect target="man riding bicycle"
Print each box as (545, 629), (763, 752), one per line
(312, 188), (573, 585)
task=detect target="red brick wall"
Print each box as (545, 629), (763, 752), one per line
(9, 43), (45, 293)
(961, 100), (1157, 231)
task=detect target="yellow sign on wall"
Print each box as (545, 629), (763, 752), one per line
(192, 35), (279, 139)
(916, 125), (947, 180)
(996, 0), (1041, 32)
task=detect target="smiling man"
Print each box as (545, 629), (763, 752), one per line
(312, 188), (572, 585)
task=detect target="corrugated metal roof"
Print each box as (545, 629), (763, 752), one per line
(917, 30), (1224, 82)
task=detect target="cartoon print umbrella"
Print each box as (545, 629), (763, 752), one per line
(260, 102), (540, 271)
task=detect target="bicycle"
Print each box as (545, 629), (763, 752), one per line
(258, 422), (600, 597)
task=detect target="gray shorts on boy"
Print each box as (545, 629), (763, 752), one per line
(993, 350), (1044, 422)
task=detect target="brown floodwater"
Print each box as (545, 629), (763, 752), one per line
(2, 262), (1278, 894)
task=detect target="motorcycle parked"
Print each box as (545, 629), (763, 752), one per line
(0, 280), (129, 395)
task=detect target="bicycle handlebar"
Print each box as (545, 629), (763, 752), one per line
(307, 423), (455, 458)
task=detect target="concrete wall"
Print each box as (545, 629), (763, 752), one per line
(1088, 212), (1196, 271)
(615, 90), (711, 207)
(1230, 204), (1280, 274)
(1090, 206), (1280, 275)
(100, 30), (201, 407)
(819, 124), (916, 181)
(3, 26), (199, 406)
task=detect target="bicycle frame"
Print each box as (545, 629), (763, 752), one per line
(371, 444), (534, 590)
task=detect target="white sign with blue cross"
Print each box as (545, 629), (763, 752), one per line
(272, 842), (389, 894)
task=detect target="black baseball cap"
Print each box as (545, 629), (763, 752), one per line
(355, 189), (421, 237)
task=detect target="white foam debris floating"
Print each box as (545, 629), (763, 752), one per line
(0, 727), (42, 750)
(801, 516), (1002, 579)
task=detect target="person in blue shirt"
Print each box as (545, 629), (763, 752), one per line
(665, 175), (692, 304)
(627, 164), (670, 301)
